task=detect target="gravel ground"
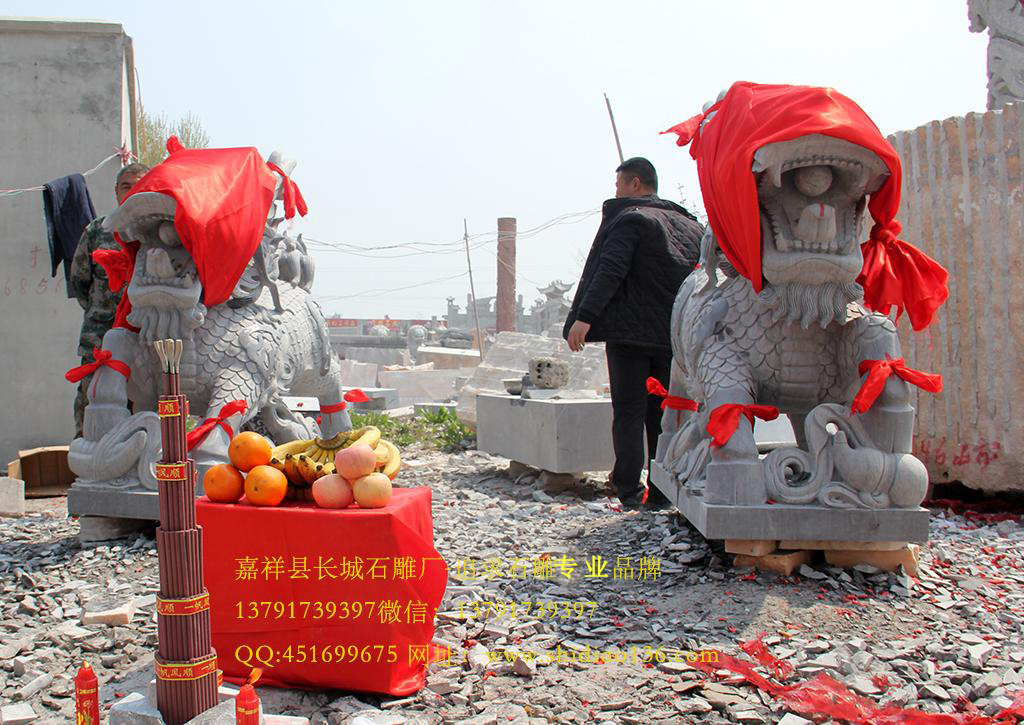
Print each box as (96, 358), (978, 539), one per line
(2, 445), (1023, 724)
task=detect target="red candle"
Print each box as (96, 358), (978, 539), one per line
(75, 661), (100, 725)
(235, 668), (262, 725)
(234, 684), (259, 724)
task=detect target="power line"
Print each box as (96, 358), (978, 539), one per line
(301, 207), (599, 256)
(314, 270), (469, 301)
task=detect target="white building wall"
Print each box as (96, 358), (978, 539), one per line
(0, 17), (131, 467)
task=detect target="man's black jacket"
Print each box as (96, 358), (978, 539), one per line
(563, 195), (703, 349)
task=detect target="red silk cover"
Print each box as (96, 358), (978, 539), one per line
(64, 348), (131, 383)
(663, 81), (949, 331)
(185, 400), (247, 451)
(707, 403), (780, 447)
(196, 488), (446, 696)
(851, 356), (943, 414)
(104, 137), (308, 328)
(645, 377), (699, 412)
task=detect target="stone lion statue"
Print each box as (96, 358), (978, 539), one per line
(653, 83), (948, 514)
(69, 147), (349, 493)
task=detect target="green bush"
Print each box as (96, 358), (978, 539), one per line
(350, 408), (475, 452)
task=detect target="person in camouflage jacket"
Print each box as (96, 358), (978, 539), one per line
(69, 163), (149, 437)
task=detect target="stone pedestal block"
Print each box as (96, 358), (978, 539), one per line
(651, 461), (929, 543)
(476, 394), (613, 474)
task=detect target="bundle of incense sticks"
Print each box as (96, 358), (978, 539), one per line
(153, 339), (218, 725)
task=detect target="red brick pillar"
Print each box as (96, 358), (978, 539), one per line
(496, 217), (516, 333)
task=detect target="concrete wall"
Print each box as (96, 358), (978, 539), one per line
(889, 102), (1024, 492)
(0, 18), (131, 468)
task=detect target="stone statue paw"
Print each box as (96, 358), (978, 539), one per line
(831, 430), (928, 508)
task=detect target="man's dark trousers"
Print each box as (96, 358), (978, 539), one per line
(606, 342), (672, 505)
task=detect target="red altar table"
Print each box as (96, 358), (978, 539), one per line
(196, 487), (447, 696)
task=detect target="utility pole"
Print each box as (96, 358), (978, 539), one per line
(495, 217), (517, 334)
(463, 219), (486, 357)
(604, 92), (624, 164)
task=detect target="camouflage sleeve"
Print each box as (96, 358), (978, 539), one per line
(69, 221), (96, 310)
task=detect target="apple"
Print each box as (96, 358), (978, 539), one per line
(352, 472), (392, 508)
(312, 474), (354, 509)
(335, 443), (378, 480)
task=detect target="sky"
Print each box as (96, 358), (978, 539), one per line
(6, 1), (991, 319)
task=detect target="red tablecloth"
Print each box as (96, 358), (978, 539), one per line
(196, 488), (447, 696)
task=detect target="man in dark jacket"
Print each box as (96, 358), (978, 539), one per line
(564, 157), (702, 510)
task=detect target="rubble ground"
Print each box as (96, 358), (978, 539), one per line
(2, 446), (1023, 724)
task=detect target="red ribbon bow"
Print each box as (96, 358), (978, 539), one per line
(646, 377), (699, 412)
(92, 248), (134, 292)
(857, 220), (950, 332)
(65, 348), (131, 383)
(186, 400), (248, 451)
(851, 356), (942, 414)
(707, 403), (779, 447)
(320, 389), (371, 414)
(267, 162), (309, 220)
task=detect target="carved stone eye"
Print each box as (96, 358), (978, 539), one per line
(158, 220), (182, 247)
(794, 165), (833, 197)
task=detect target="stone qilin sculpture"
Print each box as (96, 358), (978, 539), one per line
(969, 0), (1024, 109)
(652, 83), (948, 534)
(68, 142), (349, 503)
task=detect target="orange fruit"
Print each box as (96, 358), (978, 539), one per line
(203, 464), (245, 503)
(244, 465), (288, 507)
(228, 431), (273, 472)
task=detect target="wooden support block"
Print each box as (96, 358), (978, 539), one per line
(779, 539), (907, 552)
(824, 544), (920, 576)
(733, 550), (811, 577)
(725, 539), (778, 556)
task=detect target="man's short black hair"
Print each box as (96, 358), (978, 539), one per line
(116, 162), (150, 184)
(616, 157), (657, 193)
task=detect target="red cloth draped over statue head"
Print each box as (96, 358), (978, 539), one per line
(662, 81), (948, 331)
(104, 137), (307, 329)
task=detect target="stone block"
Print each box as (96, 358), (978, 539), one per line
(110, 692), (164, 725)
(0, 703), (37, 725)
(82, 596), (136, 625)
(824, 544), (921, 575)
(184, 698), (265, 724)
(345, 387), (399, 411)
(457, 331), (608, 424)
(378, 369), (470, 406)
(414, 402), (457, 416)
(779, 539), (906, 551)
(724, 540), (778, 556)
(341, 347), (409, 366)
(733, 550), (811, 577)
(336, 358), (379, 388)
(0, 477), (25, 517)
(889, 104), (1024, 494)
(476, 394), (613, 473)
(414, 346), (481, 369)
(68, 487), (159, 521)
(77, 515), (148, 541)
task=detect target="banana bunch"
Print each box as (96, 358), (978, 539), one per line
(269, 426), (402, 500)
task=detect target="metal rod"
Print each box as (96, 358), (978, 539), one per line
(604, 92), (625, 164)
(463, 219), (486, 358)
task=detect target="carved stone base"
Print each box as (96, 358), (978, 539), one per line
(651, 461), (929, 543)
(69, 486), (161, 521)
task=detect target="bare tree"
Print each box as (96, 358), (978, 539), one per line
(136, 104), (210, 167)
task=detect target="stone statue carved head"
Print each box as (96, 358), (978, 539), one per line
(751, 134), (889, 328)
(105, 193), (206, 344)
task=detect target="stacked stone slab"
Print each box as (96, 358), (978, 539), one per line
(888, 103), (1024, 492)
(154, 341), (218, 724)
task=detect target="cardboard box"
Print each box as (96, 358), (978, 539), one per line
(6, 446), (74, 497)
